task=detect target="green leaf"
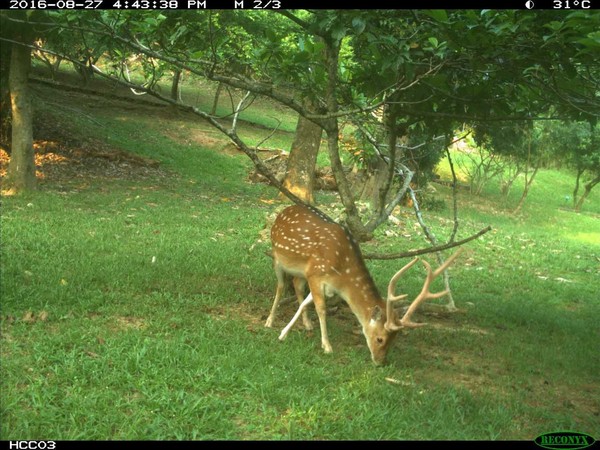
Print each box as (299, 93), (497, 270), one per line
(351, 17), (366, 35)
(422, 10), (448, 22)
(576, 37), (600, 49)
(331, 26), (347, 43)
(265, 28), (277, 42)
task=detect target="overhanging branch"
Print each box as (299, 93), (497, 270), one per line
(363, 225), (492, 260)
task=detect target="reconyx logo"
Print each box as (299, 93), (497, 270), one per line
(535, 431), (596, 450)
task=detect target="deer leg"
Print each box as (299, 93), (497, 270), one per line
(279, 292), (313, 341)
(292, 277), (313, 330)
(265, 263), (286, 328)
(308, 282), (333, 354)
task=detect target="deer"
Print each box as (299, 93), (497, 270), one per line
(264, 204), (463, 366)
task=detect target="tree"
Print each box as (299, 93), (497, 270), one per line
(0, 22), (12, 149)
(472, 121), (547, 212)
(573, 123), (600, 211)
(1, 11), (38, 193)
(3, 9), (599, 222)
(543, 120), (600, 211)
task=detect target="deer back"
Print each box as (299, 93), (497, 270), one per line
(271, 205), (384, 312)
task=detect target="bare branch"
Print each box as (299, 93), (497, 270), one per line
(444, 134), (469, 243)
(231, 90), (252, 132)
(363, 225), (491, 260)
(276, 10), (313, 31)
(254, 118), (283, 149)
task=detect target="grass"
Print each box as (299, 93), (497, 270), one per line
(1, 73), (599, 440)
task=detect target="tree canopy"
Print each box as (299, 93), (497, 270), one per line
(1, 9), (599, 213)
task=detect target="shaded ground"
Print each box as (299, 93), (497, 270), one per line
(1, 69), (339, 193)
(0, 82), (168, 187)
(0, 139), (164, 186)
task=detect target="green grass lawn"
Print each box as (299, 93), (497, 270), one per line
(1, 76), (599, 440)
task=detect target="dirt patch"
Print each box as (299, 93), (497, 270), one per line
(0, 144), (165, 191)
(113, 316), (148, 331)
(162, 124), (226, 150)
(0, 102), (168, 189)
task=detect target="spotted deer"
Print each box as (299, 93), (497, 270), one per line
(265, 204), (462, 365)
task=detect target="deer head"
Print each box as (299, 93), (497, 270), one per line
(265, 204), (463, 365)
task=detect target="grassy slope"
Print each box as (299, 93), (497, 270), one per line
(1, 78), (599, 440)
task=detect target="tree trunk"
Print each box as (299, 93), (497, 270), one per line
(171, 68), (182, 103)
(5, 40), (36, 193)
(575, 174), (600, 212)
(360, 157), (389, 211)
(513, 162), (540, 214)
(280, 111), (323, 204)
(501, 160), (522, 198)
(210, 82), (223, 116)
(0, 39), (12, 150)
(513, 128), (539, 215)
(573, 167), (584, 206)
(322, 38), (370, 241)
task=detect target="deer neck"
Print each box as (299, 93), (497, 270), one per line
(332, 260), (386, 327)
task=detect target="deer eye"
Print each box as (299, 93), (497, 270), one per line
(376, 337), (384, 344)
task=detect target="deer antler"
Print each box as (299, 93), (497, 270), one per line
(385, 257), (419, 331)
(385, 248), (464, 331)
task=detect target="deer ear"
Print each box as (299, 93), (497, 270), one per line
(370, 306), (383, 322)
